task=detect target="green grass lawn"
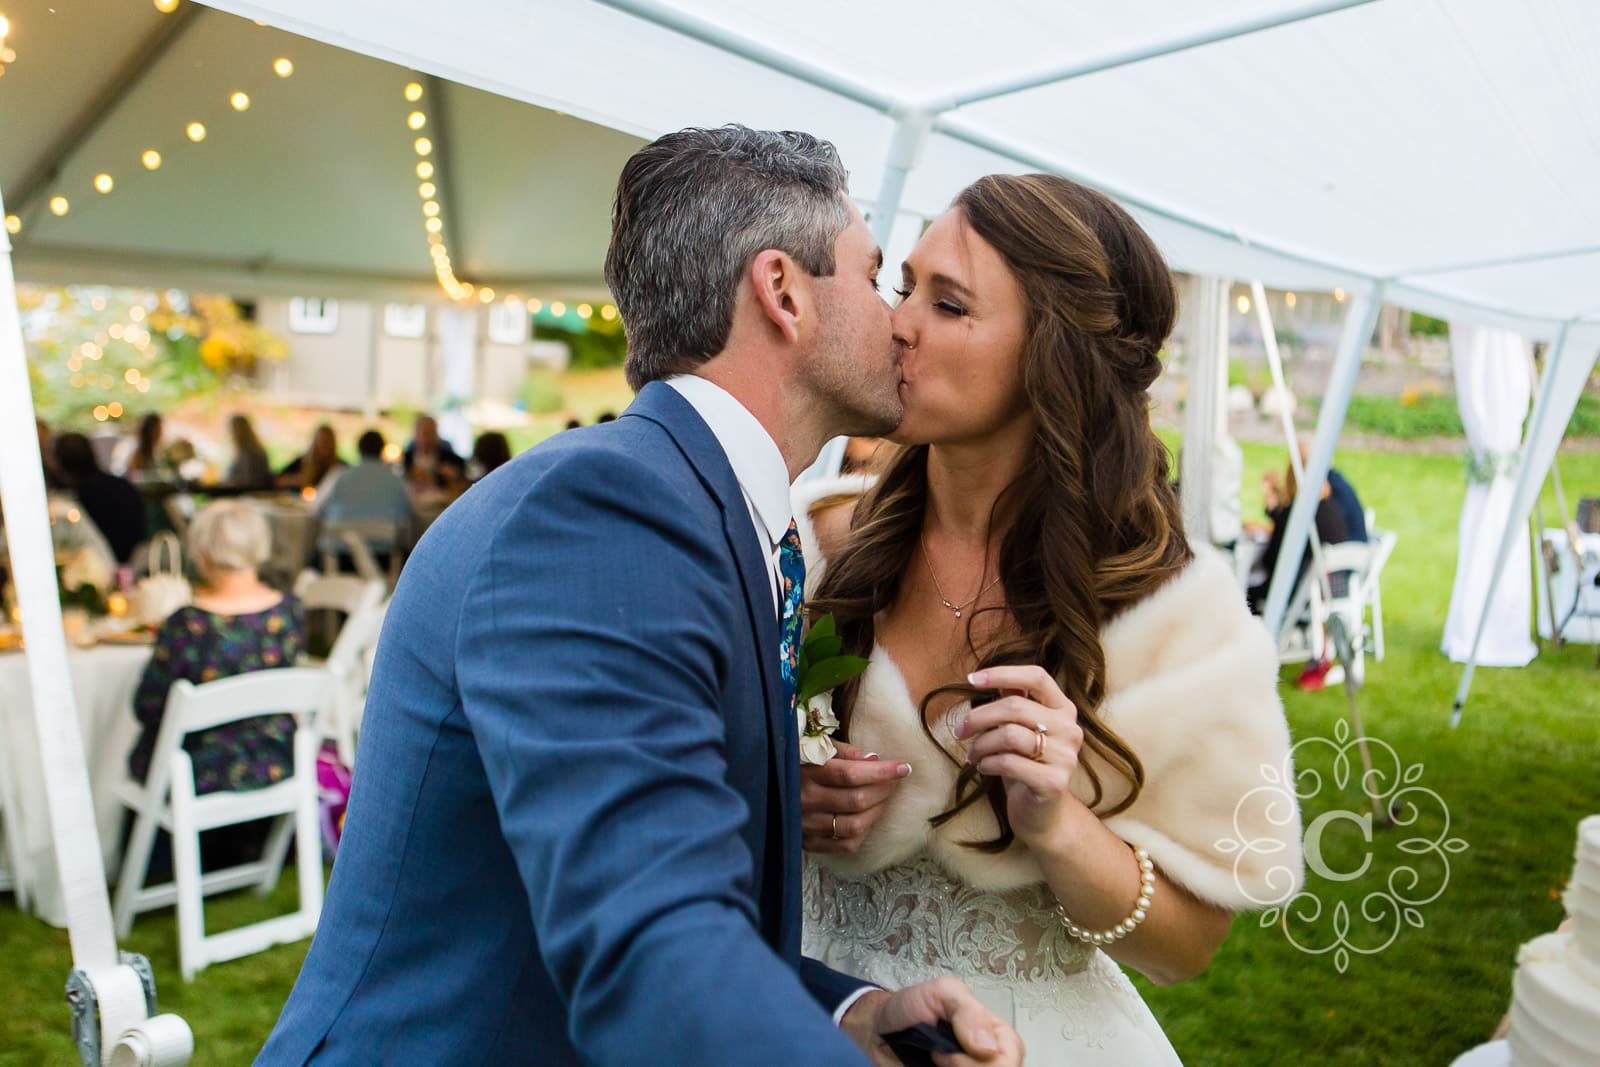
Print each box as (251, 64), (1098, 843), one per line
(4, 441), (1598, 1065)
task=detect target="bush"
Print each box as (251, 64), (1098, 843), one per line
(1409, 312), (1450, 338)
(1343, 393), (1464, 438)
(520, 366), (565, 414)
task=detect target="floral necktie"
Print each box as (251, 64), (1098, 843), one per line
(777, 519), (806, 716)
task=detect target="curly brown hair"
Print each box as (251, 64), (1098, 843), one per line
(808, 173), (1192, 852)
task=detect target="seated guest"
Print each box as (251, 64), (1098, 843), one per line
(563, 418), (582, 431)
(37, 418), (63, 489)
(276, 423), (346, 491)
(1326, 465), (1367, 543)
(126, 500), (305, 794)
(54, 432), (147, 564)
(595, 411), (617, 424)
(1247, 458), (1352, 614)
(402, 414), (465, 490)
(317, 429), (413, 557)
(224, 414), (274, 490)
(469, 431), (512, 482)
(118, 413), (171, 483)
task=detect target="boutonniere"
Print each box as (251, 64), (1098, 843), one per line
(796, 613), (869, 766)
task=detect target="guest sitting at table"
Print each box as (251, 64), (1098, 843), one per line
(126, 500), (305, 794)
(1246, 454), (1353, 615)
(317, 429), (413, 564)
(468, 431), (512, 483)
(402, 414), (465, 491)
(54, 432), (147, 564)
(116, 413), (170, 483)
(276, 423), (346, 491)
(224, 414), (274, 491)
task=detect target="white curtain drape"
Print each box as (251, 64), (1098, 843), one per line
(1441, 325), (1537, 665)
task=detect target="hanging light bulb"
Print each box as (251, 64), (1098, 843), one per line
(407, 111), (426, 130)
(230, 91), (250, 111)
(186, 121), (207, 142)
(1235, 294), (1250, 314)
(404, 81), (423, 102)
(479, 288), (495, 304)
(152, 0), (179, 12)
(424, 217), (442, 234)
(413, 137), (432, 156)
(418, 182), (436, 199)
(273, 57), (294, 77)
(416, 161), (434, 180)
(550, 301), (566, 317)
(527, 298), (543, 313)
(600, 304), (618, 321)
(1285, 292), (1298, 308)
(422, 200), (440, 218)
(4, 214), (19, 234)
(141, 149), (162, 170)
(93, 173), (114, 194)
(0, 14), (11, 38)
(577, 304), (594, 320)
(49, 195), (69, 216)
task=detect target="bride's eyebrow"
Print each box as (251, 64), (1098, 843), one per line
(899, 263), (976, 302)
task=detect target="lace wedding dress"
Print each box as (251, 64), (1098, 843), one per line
(801, 652), (1184, 1065)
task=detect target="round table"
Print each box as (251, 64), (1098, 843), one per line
(0, 641), (153, 927)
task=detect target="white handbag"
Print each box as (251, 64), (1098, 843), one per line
(131, 531), (192, 627)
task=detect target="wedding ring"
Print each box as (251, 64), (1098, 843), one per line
(1032, 723), (1048, 762)
(830, 814), (840, 839)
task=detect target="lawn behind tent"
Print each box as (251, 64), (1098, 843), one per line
(3, 442), (1598, 1066)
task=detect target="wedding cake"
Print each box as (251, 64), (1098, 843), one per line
(1506, 815), (1600, 1066)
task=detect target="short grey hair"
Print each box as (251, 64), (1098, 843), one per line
(605, 125), (852, 390)
(187, 500), (271, 574)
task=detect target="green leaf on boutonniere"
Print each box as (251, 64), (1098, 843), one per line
(806, 613), (837, 643)
(805, 634), (843, 662)
(798, 654), (869, 706)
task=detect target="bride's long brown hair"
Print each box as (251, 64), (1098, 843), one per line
(809, 173), (1191, 852)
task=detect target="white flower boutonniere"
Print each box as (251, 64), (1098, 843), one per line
(795, 613), (869, 766)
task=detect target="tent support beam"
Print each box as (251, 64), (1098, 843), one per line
(1452, 323), (1600, 726)
(424, 75), (470, 284)
(7, 3), (205, 228)
(1397, 243), (1600, 278)
(1179, 275), (1226, 539)
(868, 110), (931, 248)
(1263, 286), (1383, 636)
(930, 0), (1376, 111)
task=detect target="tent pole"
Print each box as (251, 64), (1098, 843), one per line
(868, 110), (931, 249)
(1451, 324), (1598, 726)
(1253, 281), (1331, 600)
(1178, 276), (1226, 539)
(1263, 287), (1383, 636)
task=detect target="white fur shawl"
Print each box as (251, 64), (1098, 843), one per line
(793, 477), (1304, 913)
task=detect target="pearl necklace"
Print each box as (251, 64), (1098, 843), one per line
(919, 530), (1003, 620)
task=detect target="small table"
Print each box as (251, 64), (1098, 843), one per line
(0, 641), (153, 927)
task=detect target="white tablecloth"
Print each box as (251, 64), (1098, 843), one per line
(0, 643), (152, 927)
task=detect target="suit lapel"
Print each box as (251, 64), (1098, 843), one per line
(623, 383), (797, 948)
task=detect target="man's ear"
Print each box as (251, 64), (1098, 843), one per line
(748, 249), (806, 346)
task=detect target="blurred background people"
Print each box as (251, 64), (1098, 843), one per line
(468, 431), (512, 483)
(116, 413), (170, 483)
(402, 414), (465, 491)
(277, 423), (346, 491)
(224, 414), (274, 490)
(317, 429), (413, 564)
(53, 431), (147, 564)
(1246, 441), (1367, 614)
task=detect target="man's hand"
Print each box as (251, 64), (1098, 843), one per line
(840, 978), (1023, 1066)
(800, 740), (910, 854)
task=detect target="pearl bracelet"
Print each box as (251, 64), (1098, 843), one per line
(1053, 845), (1156, 945)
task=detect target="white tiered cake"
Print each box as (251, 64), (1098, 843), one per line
(1507, 815), (1600, 1066)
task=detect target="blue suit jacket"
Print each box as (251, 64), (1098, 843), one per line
(258, 383), (868, 1064)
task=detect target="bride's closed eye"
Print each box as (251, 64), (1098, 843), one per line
(892, 285), (968, 317)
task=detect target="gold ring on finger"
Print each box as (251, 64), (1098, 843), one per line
(830, 813), (840, 839)
(1032, 723), (1048, 762)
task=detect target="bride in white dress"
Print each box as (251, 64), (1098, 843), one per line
(796, 174), (1304, 1064)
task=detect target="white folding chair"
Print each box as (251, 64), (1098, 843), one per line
(112, 668), (333, 981)
(1361, 526), (1398, 662)
(319, 519), (408, 589)
(293, 570), (383, 656)
(322, 596), (389, 766)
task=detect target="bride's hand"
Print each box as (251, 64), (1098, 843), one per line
(799, 740), (912, 855)
(954, 666), (1083, 842)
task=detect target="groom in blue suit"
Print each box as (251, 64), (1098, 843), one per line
(258, 127), (1020, 1065)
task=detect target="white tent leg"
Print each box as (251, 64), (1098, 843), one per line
(1179, 276), (1226, 539)
(1451, 324), (1598, 726)
(1262, 287), (1383, 636)
(868, 110), (931, 249)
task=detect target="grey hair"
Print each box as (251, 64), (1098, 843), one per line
(187, 499), (271, 574)
(605, 125), (851, 390)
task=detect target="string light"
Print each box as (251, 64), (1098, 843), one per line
(600, 304), (618, 321)
(416, 161), (434, 180)
(274, 57), (293, 77)
(141, 149), (162, 170)
(230, 91), (250, 111)
(407, 111), (426, 130)
(93, 173), (114, 194)
(478, 288), (495, 304)
(1285, 292), (1297, 308)
(1333, 287), (1347, 302)
(5, 214), (20, 235)
(1235, 294), (1250, 314)
(0, 14), (10, 37)
(403, 81), (423, 102)
(577, 303), (593, 319)
(186, 121), (207, 142)
(527, 299), (543, 314)
(413, 137), (432, 156)
(418, 181), (436, 198)
(152, 0), (179, 12)
(107, 402), (123, 418)
(424, 217), (442, 234)
(550, 301), (566, 316)
(422, 200), (440, 217)
(49, 195), (69, 216)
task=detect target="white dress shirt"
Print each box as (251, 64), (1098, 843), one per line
(661, 375), (877, 1026)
